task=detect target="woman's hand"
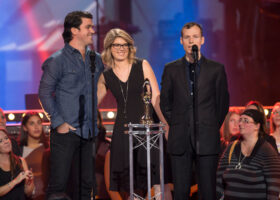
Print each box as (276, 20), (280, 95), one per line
(14, 170), (29, 184)
(25, 169), (34, 185)
(164, 124), (169, 140)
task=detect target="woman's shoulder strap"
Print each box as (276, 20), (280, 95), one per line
(228, 140), (239, 164)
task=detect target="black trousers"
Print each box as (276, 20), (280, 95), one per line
(47, 130), (94, 200)
(171, 145), (218, 200)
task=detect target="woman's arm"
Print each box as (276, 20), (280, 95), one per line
(21, 157), (34, 197)
(216, 146), (231, 200)
(97, 73), (107, 105)
(142, 59), (169, 139)
(0, 158), (31, 196)
(262, 146), (280, 199)
(0, 172), (25, 196)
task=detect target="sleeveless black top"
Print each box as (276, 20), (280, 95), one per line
(104, 59), (160, 192)
(0, 159), (25, 200)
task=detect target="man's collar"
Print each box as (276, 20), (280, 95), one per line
(183, 54), (204, 67)
(64, 43), (91, 55)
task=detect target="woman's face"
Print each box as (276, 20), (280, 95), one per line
(23, 115), (43, 140)
(111, 37), (129, 62)
(228, 113), (240, 136)
(272, 105), (280, 128)
(239, 115), (259, 136)
(0, 130), (11, 154)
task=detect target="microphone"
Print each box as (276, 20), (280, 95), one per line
(192, 45), (198, 63)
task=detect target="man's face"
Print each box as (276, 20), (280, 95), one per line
(0, 109), (6, 129)
(72, 17), (95, 46)
(180, 25), (205, 56)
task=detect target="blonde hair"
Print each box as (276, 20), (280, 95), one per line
(220, 109), (240, 143)
(101, 28), (136, 67)
(270, 102), (280, 133)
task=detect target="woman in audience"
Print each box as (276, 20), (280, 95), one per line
(245, 100), (278, 151)
(220, 109), (240, 152)
(0, 127), (34, 199)
(0, 108), (6, 130)
(246, 101), (267, 130)
(18, 112), (49, 200)
(0, 107), (21, 156)
(270, 102), (280, 153)
(217, 109), (280, 200)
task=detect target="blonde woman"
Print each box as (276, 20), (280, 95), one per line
(98, 28), (171, 199)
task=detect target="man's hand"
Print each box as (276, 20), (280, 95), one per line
(56, 122), (76, 134)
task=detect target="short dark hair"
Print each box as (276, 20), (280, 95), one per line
(241, 109), (266, 138)
(62, 11), (93, 44)
(181, 22), (203, 37)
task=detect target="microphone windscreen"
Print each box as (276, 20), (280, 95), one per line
(192, 45), (198, 52)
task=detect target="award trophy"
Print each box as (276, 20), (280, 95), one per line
(127, 78), (165, 200)
(140, 79), (154, 124)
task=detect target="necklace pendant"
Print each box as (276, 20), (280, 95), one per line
(123, 109), (127, 119)
(235, 162), (242, 169)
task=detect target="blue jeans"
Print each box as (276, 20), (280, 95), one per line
(47, 130), (94, 200)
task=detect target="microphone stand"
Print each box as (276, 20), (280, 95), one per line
(191, 52), (199, 154)
(90, 50), (96, 197)
(90, 51), (96, 138)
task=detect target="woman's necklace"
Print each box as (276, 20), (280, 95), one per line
(235, 150), (246, 169)
(119, 80), (129, 118)
(114, 64), (131, 119)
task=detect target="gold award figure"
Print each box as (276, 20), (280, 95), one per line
(140, 79), (154, 124)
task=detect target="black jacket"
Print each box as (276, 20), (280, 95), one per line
(160, 56), (229, 155)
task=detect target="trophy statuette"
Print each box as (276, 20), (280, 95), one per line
(140, 78), (154, 124)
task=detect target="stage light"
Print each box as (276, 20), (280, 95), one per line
(107, 111), (115, 119)
(22, 113), (26, 118)
(264, 109), (269, 116)
(8, 113), (15, 121)
(39, 112), (44, 119)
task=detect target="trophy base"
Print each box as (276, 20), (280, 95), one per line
(140, 119), (154, 124)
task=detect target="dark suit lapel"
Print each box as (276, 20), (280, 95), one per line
(197, 56), (207, 90)
(179, 57), (190, 93)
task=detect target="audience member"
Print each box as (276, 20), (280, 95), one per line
(245, 100), (278, 151)
(220, 109), (240, 152)
(0, 127), (35, 199)
(217, 109), (280, 199)
(270, 102), (280, 153)
(18, 112), (50, 200)
(0, 108), (21, 156)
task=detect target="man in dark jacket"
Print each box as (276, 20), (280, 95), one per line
(160, 22), (229, 200)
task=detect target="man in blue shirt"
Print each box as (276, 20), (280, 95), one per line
(39, 11), (104, 200)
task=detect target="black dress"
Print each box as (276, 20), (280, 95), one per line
(103, 59), (159, 192)
(0, 163), (25, 200)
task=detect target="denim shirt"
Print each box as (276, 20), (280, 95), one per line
(39, 43), (104, 139)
